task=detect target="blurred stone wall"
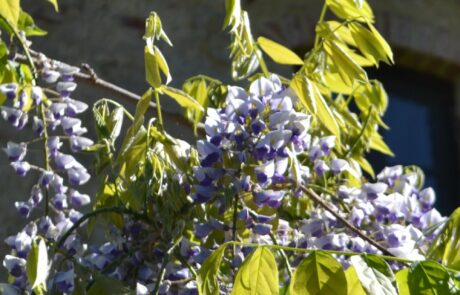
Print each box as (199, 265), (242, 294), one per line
(1, 0), (460, 278)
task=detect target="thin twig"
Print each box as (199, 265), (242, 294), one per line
(14, 52), (204, 134)
(298, 185), (394, 256)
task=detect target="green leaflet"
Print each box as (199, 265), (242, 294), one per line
(408, 261), (451, 295)
(46, 0), (58, 12)
(18, 10), (47, 36)
(370, 132), (394, 156)
(348, 22), (393, 66)
(345, 266), (366, 295)
(350, 255), (398, 295)
(0, 0), (20, 29)
(231, 247), (279, 295)
(325, 0), (374, 22)
(428, 207), (460, 270)
(161, 85), (204, 112)
(257, 36), (303, 65)
(88, 274), (134, 295)
(144, 12), (172, 46)
(352, 155), (375, 178)
(197, 245), (227, 295)
(395, 268), (411, 295)
(145, 45), (171, 88)
(289, 251), (347, 295)
(324, 40), (368, 87)
(290, 75), (341, 146)
(26, 238), (48, 294)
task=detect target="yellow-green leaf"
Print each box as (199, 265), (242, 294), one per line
(257, 36), (303, 65)
(353, 155), (374, 178)
(0, 0), (20, 29)
(349, 22), (393, 66)
(345, 266), (366, 295)
(324, 40), (368, 87)
(370, 132), (394, 156)
(309, 78), (341, 141)
(290, 251), (347, 295)
(197, 245), (227, 295)
(231, 247), (279, 295)
(26, 239), (48, 292)
(395, 268), (411, 295)
(290, 74), (316, 114)
(161, 85), (204, 112)
(46, 0), (58, 12)
(155, 47), (172, 85)
(326, 0), (374, 22)
(145, 46), (161, 88)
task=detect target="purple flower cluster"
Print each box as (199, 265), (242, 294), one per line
(1, 56), (94, 292)
(189, 74), (446, 275)
(292, 165), (445, 268)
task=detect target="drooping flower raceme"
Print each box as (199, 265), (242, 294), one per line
(0, 54), (95, 292)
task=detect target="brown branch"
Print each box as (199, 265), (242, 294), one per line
(14, 52), (205, 134)
(298, 185), (394, 256)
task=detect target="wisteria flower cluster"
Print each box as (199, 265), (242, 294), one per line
(190, 75), (446, 276)
(1, 55), (94, 292)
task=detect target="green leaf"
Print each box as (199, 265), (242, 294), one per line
(350, 255), (397, 295)
(428, 207), (460, 270)
(0, 0), (20, 29)
(145, 46), (162, 88)
(26, 239), (48, 292)
(197, 245), (227, 295)
(348, 22), (393, 66)
(326, 0), (374, 22)
(290, 74), (316, 114)
(223, 0), (241, 29)
(352, 155), (374, 178)
(345, 266), (366, 295)
(88, 274), (134, 295)
(257, 36), (303, 65)
(324, 40), (368, 87)
(231, 247), (279, 295)
(161, 85), (204, 112)
(370, 133), (393, 156)
(395, 268), (411, 295)
(289, 251), (347, 295)
(46, 0), (58, 12)
(18, 10), (47, 36)
(408, 261), (451, 295)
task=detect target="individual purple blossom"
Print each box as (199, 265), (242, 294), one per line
(42, 69), (61, 83)
(65, 99), (88, 116)
(53, 193), (68, 210)
(253, 223), (272, 235)
(57, 81), (77, 97)
(253, 190), (285, 208)
(3, 255), (26, 277)
(29, 185), (43, 207)
(48, 136), (63, 156)
(10, 161), (31, 177)
(0, 83), (18, 100)
(50, 102), (67, 119)
(54, 269), (75, 293)
(314, 160), (330, 177)
(14, 90), (28, 109)
(362, 182), (388, 200)
(31, 86), (43, 106)
(331, 159), (349, 174)
(32, 116), (44, 136)
(68, 167), (91, 186)
(3, 141), (27, 162)
(14, 202), (32, 218)
(69, 136), (94, 152)
(70, 190), (91, 207)
(61, 117), (87, 135)
(1, 106), (22, 126)
(55, 153), (78, 170)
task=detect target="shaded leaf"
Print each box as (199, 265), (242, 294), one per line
(46, 0), (58, 12)
(257, 36), (303, 65)
(18, 10), (47, 36)
(197, 245), (227, 295)
(428, 207), (460, 270)
(408, 261), (450, 295)
(88, 274), (134, 295)
(161, 85), (204, 112)
(232, 247), (279, 295)
(290, 251), (347, 295)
